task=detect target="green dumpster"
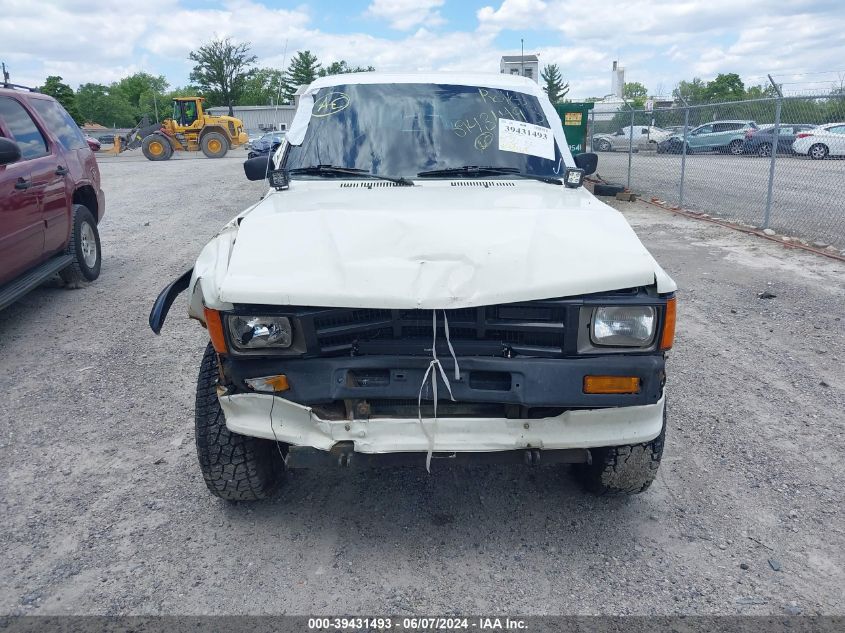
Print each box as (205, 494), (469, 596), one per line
(554, 102), (594, 155)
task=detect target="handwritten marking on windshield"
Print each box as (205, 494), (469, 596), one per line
(312, 92), (350, 117)
(453, 112), (496, 138)
(474, 132), (494, 150)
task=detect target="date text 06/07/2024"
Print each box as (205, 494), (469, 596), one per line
(307, 616), (528, 630)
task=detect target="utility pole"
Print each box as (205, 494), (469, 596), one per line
(1, 62), (9, 85)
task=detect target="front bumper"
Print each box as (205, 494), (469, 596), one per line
(220, 354), (666, 410)
(219, 392), (666, 454)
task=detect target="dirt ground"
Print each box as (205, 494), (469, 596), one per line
(1, 150), (843, 615)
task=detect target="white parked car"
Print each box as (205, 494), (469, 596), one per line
(792, 122), (845, 159)
(592, 125), (671, 152)
(150, 72), (677, 501)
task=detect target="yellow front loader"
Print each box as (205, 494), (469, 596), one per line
(115, 97), (248, 161)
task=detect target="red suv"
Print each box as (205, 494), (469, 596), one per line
(0, 84), (104, 310)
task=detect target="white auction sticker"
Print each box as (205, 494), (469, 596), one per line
(498, 118), (554, 160)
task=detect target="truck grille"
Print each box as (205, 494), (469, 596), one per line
(306, 303), (568, 357)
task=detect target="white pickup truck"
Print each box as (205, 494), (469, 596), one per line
(150, 72), (677, 502)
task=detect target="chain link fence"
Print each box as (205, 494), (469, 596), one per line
(587, 94), (845, 252)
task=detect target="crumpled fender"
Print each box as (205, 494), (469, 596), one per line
(186, 226), (238, 324)
(148, 218), (242, 334)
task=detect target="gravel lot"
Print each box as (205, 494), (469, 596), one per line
(2, 150), (844, 616)
(597, 151), (845, 250)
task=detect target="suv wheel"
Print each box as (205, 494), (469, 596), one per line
(574, 406), (666, 496)
(728, 139), (744, 155)
(201, 132), (229, 158)
(195, 343), (285, 501)
(60, 205), (101, 285)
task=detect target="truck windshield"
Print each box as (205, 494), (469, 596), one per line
(284, 83), (564, 179)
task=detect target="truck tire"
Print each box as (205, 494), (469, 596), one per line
(59, 205), (101, 285)
(142, 134), (173, 161)
(574, 406), (666, 496)
(201, 132), (228, 158)
(195, 343), (284, 501)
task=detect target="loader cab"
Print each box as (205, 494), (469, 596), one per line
(172, 98), (201, 127)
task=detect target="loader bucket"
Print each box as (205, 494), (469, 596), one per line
(103, 137), (122, 155)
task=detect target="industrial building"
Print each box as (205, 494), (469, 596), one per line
(205, 104), (296, 134)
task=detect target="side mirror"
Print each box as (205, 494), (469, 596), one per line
(243, 155), (289, 190)
(573, 152), (598, 176)
(243, 155), (271, 181)
(0, 137), (22, 166)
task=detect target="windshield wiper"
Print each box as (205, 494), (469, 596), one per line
(416, 165), (562, 185)
(288, 165), (414, 186)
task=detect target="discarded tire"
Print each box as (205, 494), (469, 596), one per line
(593, 183), (626, 197)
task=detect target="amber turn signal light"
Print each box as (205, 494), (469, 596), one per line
(245, 375), (290, 392)
(203, 307), (228, 354)
(583, 375), (641, 394)
(660, 297), (677, 351)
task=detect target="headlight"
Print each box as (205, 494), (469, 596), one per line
(591, 306), (655, 347)
(228, 315), (293, 350)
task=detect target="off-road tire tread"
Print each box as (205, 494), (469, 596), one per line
(59, 205), (101, 284)
(195, 343), (283, 501)
(141, 134), (173, 161)
(201, 132), (228, 158)
(576, 406), (666, 496)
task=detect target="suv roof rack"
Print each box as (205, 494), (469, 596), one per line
(1, 81), (40, 93)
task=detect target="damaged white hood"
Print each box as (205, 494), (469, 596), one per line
(210, 181), (675, 309)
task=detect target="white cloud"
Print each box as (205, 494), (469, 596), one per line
(477, 0), (845, 96)
(1, 0), (843, 100)
(476, 0), (548, 32)
(365, 0), (446, 31)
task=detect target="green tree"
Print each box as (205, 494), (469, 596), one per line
(112, 72), (168, 108)
(189, 37), (257, 115)
(703, 73), (745, 102)
(76, 83), (137, 127)
(540, 64), (569, 104)
(166, 86), (203, 99)
(744, 84), (778, 100)
(238, 67), (285, 105)
(40, 76), (82, 124)
(282, 50), (321, 102)
(623, 81), (648, 106)
(673, 77), (707, 104)
(318, 60), (375, 77)
(111, 72), (169, 122)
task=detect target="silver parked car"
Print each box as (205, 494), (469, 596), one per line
(592, 126), (671, 152)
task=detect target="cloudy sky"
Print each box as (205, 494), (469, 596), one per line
(2, 0), (844, 98)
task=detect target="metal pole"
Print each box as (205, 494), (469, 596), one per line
(679, 95), (690, 208)
(763, 74), (783, 229)
(521, 39), (524, 78)
(627, 104), (634, 189)
(588, 108), (594, 151)
(153, 92), (159, 123)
